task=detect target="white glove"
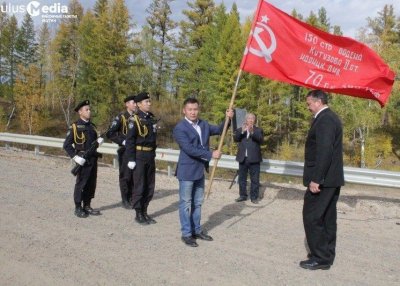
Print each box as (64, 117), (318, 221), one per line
(127, 161), (136, 170)
(97, 137), (104, 145)
(73, 155), (86, 166)
(122, 140), (126, 146)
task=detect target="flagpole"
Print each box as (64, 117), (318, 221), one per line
(205, 69), (243, 199)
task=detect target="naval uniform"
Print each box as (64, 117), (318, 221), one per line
(125, 109), (157, 222)
(63, 118), (99, 211)
(106, 111), (134, 208)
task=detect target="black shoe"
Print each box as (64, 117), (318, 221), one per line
(143, 213), (157, 224)
(251, 199), (259, 204)
(135, 210), (148, 225)
(193, 232), (213, 241)
(181, 236), (198, 247)
(235, 197), (247, 202)
(83, 206), (101, 216)
(74, 206), (89, 218)
(299, 259), (331, 270)
(122, 201), (132, 209)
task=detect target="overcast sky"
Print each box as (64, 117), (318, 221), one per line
(4, 0), (399, 38)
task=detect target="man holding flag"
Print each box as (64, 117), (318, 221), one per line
(207, 0), (395, 199)
(207, 0), (396, 268)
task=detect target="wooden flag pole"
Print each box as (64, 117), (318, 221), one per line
(205, 69), (243, 199)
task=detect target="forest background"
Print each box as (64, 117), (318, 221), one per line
(0, 0), (399, 171)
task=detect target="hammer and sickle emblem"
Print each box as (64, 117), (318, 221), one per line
(245, 21), (277, 63)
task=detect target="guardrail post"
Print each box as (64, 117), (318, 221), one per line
(34, 145), (40, 156)
(167, 164), (172, 177)
(113, 156), (118, 169)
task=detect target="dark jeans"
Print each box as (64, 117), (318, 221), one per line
(238, 158), (260, 200)
(303, 186), (341, 264)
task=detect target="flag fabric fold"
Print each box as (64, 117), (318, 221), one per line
(240, 0), (396, 107)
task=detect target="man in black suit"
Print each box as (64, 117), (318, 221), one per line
(300, 90), (344, 270)
(233, 113), (264, 204)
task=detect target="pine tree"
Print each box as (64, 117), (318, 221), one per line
(94, 0), (108, 17)
(143, 0), (177, 100)
(16, 13), (37, 67)
(1, 15), (19, 100)
(365, 5), (400, 165)
(49, 0), (83, 127)
(208, 3), (243, 123)
(175, 0), (216, 98)
(14, 64), (45, 134)
(78, 0), (134, 125)
(37, 23), (50, 90)
(317, 7), (330, 32)
(0, 11), (10, 97)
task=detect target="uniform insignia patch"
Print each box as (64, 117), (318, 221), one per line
(111, 121), (117, 128)
(129, 122), (134, 129)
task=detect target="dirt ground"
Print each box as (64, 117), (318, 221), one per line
(0, 147), (399, 286)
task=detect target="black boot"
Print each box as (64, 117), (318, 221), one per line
(135, 209), (148, 225)
(142, 206), (157, 224)
(83, 201), (101, 216)
(121, 191), (131, 209)
(122, 200), (132, 209)
(75, 205), (89, 218)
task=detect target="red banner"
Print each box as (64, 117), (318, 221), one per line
(240, 1), (396, 107)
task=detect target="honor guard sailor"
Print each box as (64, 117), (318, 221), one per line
(125, 92), (158, 225)
(63, 100), (104, 218)
(106, 94), (137, 209)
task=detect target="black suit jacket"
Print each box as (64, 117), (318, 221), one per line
(234, 126), (264, 164)
(303, 108), (344, 187)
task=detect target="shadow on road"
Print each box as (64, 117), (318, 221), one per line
(98, 188), (177, 212)
(98, 202), (122, 211)
(265, 182), (400, 207)
(149, 188), (179, 218)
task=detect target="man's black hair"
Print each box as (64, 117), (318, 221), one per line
(183, 97), (199, 106)
(306, 90), (328, 104)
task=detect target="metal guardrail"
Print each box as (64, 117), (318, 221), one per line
(1, 132), (399, 188)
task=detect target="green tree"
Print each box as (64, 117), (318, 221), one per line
(143, 0), (177, 100)
(49, 0), (83, 127)
(78, 0), (134, 125)
(1, 15), (19, 100)
(16, 13), (37, 67)
(37, 23), (51, 105)
(367, 5), (398, 43)
(365, 5), (400, 164)
(0, 11), (10, 98)
(14, 64), (45, 134)
(331, 96), (382, 167)
(207, 3), (243, 123)
(175, 0), (216, 98)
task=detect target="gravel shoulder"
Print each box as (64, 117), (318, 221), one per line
(0, 147), (399, 286)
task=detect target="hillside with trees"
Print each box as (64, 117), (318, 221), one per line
(0, 0), (399, 170)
